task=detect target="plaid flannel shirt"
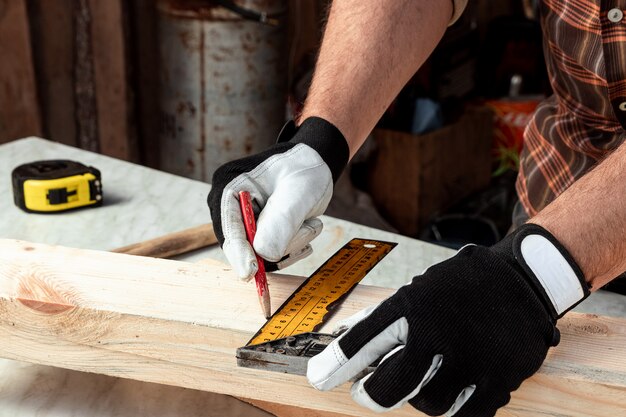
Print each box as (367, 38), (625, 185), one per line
(517, 0), (626, 217)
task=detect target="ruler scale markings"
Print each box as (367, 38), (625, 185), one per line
(281, 295), (322, 338)
(278, 296), (317, 339)
(248, 239), (396, 346)
(281, 242), (383, 339)
(290, 298), (323, 336)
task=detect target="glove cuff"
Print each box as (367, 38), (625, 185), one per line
(497, 223), (590, 320)
(277, 117), (349, 183)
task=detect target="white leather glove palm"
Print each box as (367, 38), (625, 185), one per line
(208, 117), (349, 281)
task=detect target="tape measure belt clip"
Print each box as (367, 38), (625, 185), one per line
(47, 187), (77, 205)
(12, 160), (103, 213)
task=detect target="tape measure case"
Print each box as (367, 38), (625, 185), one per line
(12, 160), (103, 213)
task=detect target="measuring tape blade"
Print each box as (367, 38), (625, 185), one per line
(248, 238), (396, 346)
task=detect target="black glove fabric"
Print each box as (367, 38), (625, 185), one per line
(307, 224), (590, 416)
(207, 117), (349, 280)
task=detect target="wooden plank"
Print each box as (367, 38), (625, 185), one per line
(243, 399), (351, 417)
(0, 239), (624, 416)
(89, 0), (138, 161)
(128, 0), (160, 168)
(28, 0), (77, 146)
(74, 0), (99, 152)
(0, 0), (42, 143)
(241, 398), (354, 417)
(24, 0), (139, 156)
(112, 223), (218, 258)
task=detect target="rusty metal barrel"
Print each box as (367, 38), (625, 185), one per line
(158, 0), (287, 181)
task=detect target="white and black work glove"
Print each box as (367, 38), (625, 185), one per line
(307, 224), (590, 416)
(207, 117), (349, 281)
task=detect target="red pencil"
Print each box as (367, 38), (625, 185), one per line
(238, 191), (272, 319)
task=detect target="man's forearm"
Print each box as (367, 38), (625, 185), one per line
(531, 142), (626, 290)
(298, 0), (453, 158)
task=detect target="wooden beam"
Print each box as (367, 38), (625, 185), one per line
(0, 0), (42, 143)
(111, 223), (218, 258)
(128, 0), (160, 168)
(242, 398), (351, 417)
(0, 239), (624, 416)
(28, 0), (77, 147)
(89, 0), (138, 161)
(71, 0), (138, 159)
(73, 0), (99, 152)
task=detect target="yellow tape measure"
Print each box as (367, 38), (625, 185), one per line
(12, 160), (103, 213)
(248, 238), (396, 346)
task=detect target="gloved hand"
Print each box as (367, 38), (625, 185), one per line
(307, 224), (590, 416)
(207, 117), (349, 281)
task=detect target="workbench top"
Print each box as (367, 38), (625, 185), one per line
(0, 137), (453, 287)
(1, 137), (624, 417)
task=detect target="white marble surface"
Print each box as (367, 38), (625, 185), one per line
(0, 137), (624, 417)
(1, 138), (212, 251)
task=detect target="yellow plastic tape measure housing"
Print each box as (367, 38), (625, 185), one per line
(12, 160), (103, 213)
(23, 173), (98, 212)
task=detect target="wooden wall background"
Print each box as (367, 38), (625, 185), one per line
(0, 0), (42, 143)
(0, 0), (158, 164)
(0, 0), (515, 168)
(0, 0), (325, 168)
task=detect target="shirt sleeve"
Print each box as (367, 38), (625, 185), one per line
(450, 0), (468, 25)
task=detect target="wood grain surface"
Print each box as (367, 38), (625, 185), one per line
(0, 239), (624, 416)
(88, 0), (138, 161)
(28, 0), (77, 146)
(112, 224), (217, 258)
(0, 0), (41, 143)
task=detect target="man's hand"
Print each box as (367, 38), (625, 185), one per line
(207, 117), (348, 281)
(307, 224), (590, 416)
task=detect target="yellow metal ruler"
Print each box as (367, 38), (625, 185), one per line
(248, 238), (396, 346)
